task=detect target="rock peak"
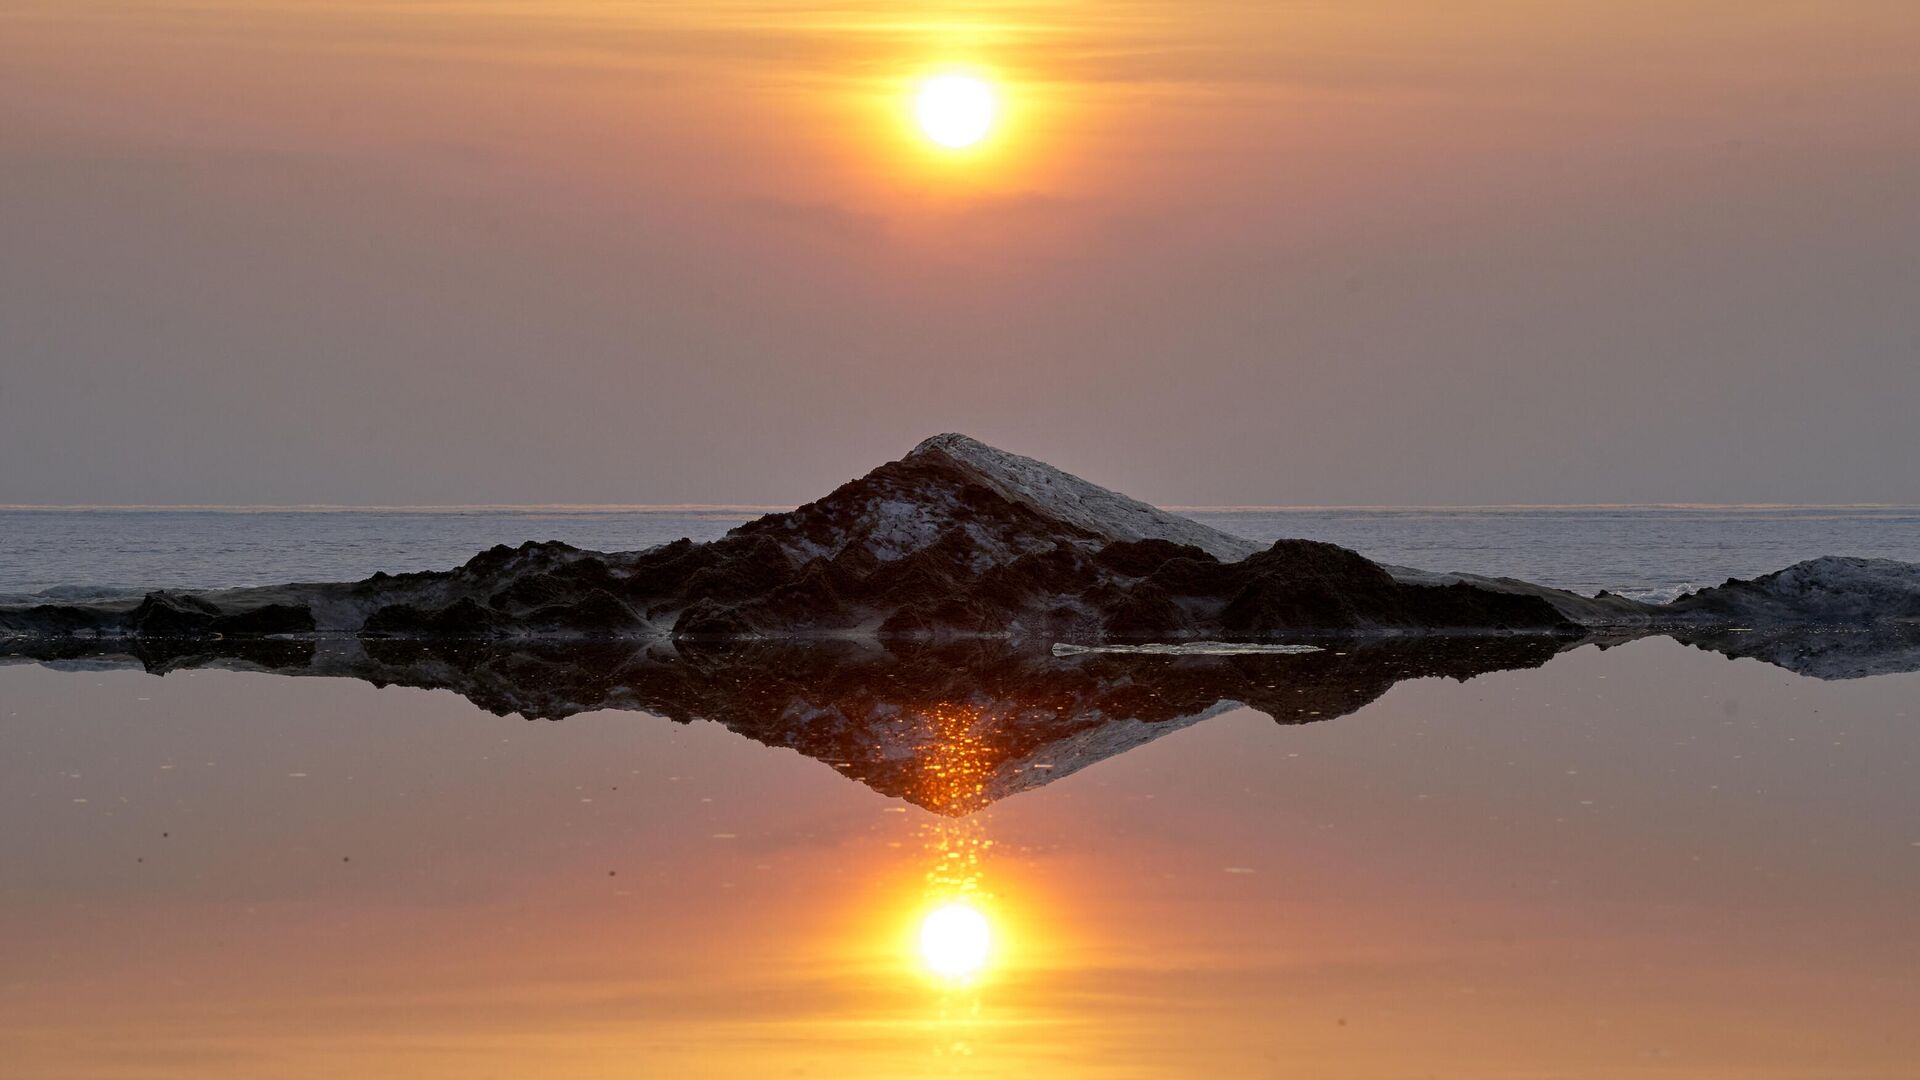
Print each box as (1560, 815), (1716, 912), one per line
(908, 432), (990, 457)
(898, 433), (1260, 562)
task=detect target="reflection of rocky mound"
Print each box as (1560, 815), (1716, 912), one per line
(1672, 625), (1920, 680)
(0, 637), (1564, 813)
(3, 435), (1917, 643)
(9, 627), (1917, 810)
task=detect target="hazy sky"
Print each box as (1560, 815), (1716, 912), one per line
(3, 1), (1917, 506)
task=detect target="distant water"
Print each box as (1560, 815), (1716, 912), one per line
(2, 505), (1917, 605)
(1190, 506), (1920, 602)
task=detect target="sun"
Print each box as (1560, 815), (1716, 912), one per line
(914, 74), (998, 150)
(919, 902), (992, 979)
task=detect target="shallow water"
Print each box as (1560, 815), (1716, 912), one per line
(3, 638), (1917, 1078)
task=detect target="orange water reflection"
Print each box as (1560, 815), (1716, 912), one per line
(4, 643), (1920, 1078)
(916, 703), (997, 958)
(910, 703), (1002, 1065)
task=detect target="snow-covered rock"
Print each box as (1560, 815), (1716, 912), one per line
(909, 433), (1261, 561)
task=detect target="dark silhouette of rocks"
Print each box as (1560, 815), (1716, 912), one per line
(8, 624), (1914, 813)
(1669, 624), (1920, 680)
(2, 435), (1916, 644)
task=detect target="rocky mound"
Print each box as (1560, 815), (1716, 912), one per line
(1665, 557), (1920, 624)
(2, 435), (1915, 643)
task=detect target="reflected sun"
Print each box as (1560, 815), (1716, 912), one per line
(914, 74), (998, 149)
(919, 902), (992, 979)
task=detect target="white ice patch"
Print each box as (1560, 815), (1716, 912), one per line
(1052, 642), (1324, 656)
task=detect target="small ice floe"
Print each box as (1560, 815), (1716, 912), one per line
(1052, 642), (1323, 657)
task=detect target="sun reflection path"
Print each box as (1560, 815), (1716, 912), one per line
(914, 703), (1000, 990)
(907, 702), (1007, 1063)
(913, 702), (998, 818)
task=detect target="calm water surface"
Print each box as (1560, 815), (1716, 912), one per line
(3, 638), (1917, 1078)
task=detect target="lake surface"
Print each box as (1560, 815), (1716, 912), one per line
(3, 636), (1918, 1078)
(3, 509), (1919, 1077)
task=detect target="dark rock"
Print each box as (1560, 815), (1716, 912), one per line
(524, 589), (647, 637)
(130, 592), (222, 637)
(210, 604), (315, 637)
(672, 600), (757, 639)
(1093, 538), (1217, 578)
(1100, 581), (1193, 639)
(0, 603), (115, 636)
(365, 597), (503, 638)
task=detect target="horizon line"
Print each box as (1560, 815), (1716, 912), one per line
(3, 502), (1917, 514)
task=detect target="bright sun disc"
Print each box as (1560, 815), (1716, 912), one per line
(915, 74), (997, 149)
(919, 902), (992, 978)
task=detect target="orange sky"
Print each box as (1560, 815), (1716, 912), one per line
(2, 2), (1918, 504)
